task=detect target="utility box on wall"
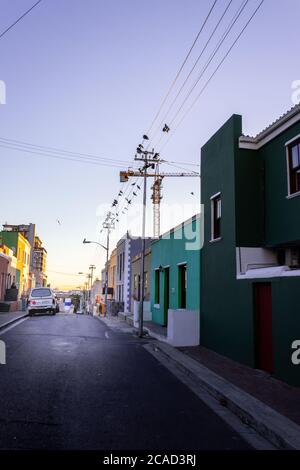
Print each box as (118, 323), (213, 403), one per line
(167, 309), (200, 347)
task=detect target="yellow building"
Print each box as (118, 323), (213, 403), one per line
(0, 230), (31, 295)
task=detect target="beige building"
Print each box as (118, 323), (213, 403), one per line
(33, 236), (47, 287)
(108, 248), (117, 300)
(131, 246), (152, 314)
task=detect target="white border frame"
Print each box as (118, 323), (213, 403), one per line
(285, 134), (300, 199)
(210, 192), (221, 242)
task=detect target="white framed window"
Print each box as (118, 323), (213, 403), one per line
(210, 192), (222, 241)
(286, 137), (300, 196)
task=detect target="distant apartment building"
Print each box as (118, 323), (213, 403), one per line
(0, 224), (47, 292)
(33, 236), (47, 287)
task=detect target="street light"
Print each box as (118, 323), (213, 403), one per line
(83, 238), (108, 251)
(82, 238), (109, 317)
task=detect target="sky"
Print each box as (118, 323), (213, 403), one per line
(0, 0), (299, 288)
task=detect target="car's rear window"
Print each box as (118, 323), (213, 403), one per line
(31, 288), (52, 298)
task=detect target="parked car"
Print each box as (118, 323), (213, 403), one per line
(27, 287), (59, 316)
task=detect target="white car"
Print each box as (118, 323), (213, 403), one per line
(28, 287), (59, 316)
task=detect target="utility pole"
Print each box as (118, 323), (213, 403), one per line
(89, 265), (96, 292)
(86, 273), (91, 314)
(133, 147), (159, 337)
(82, 225), (114, 317)
(120, 168), (199, 238)
(102, 218), (114, 317)
(120, 144), (200, 336)
(89, 264), (96, 315)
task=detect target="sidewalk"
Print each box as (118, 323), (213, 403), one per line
(0, 311), (28, 330)
(179, 345), (300, 426)
(100, 312), (300, 449)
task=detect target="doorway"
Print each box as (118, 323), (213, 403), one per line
(254, 283), (273, 374)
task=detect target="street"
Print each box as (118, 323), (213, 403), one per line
(0, 314), (251, 450)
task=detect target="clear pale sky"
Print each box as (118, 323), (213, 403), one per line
(0, 0), (299, 288)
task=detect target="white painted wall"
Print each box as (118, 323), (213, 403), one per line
(124, 239), (131, 312)
(167, 309), (200, 347)
(236, 247), (278, 275)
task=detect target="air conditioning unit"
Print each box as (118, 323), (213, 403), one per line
(286, 248), (300, 269)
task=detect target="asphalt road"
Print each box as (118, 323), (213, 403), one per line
(0, 314), (251, 450)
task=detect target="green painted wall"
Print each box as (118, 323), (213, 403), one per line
(0, 232), (18, 251)
(150, 217), (200, 326)
(271, 277), (300, 384)
(260, 120), (300, 246)
(235, 148), (264, 246)
(201, 114), (300, 386)
(201, 115), (255, 366)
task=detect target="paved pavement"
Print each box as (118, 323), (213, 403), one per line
(0, 314), (251, 450)
(179, 345), (300, 426)
(0, 311), (27, 329)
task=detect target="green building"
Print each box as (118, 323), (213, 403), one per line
(201, 104), (300, 387)
(150, 215), (200, 328)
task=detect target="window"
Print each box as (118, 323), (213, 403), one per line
(211, 193), (221, 240)
(154, 269), (160, 304)
(134, 274), (140, 300)
(288, 139), (300, 195)
(178, 264), (187, 308)
(118, 254), (122, 281)
(31, 288), (52, 298)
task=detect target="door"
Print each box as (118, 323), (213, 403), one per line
(254, 283), (273, 373)
(163, 268), (170, 326)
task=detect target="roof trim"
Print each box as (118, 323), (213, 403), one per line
(151, 213), (200, 245)
(239, 104), (300, 150)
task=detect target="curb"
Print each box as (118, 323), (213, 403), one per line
(148, 341), (300, 450)
(142, 325), (169, 344)
(0, 313), (28, 331)
(121, 313), (169, 343)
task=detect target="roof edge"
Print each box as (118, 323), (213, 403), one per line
(239, 104), (300, 149)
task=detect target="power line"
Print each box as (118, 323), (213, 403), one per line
(165, 160), (200, 167)
(159, 0), (265, 152)
(0, 143), (129, 168)
(144, 0), (219, 139)
(151, 0), (233, 144)
(47, 270), (84, 277)
(163, 161), (200, 174)
(168, 0), (250, 128)
(0, 136), (132, 165)
(0, 0), (43, 41)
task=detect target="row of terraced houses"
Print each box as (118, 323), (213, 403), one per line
(0, 223), (47, 312)
(96, 104), (300, 387)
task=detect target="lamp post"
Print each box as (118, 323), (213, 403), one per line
(83, 238), (109, 316)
